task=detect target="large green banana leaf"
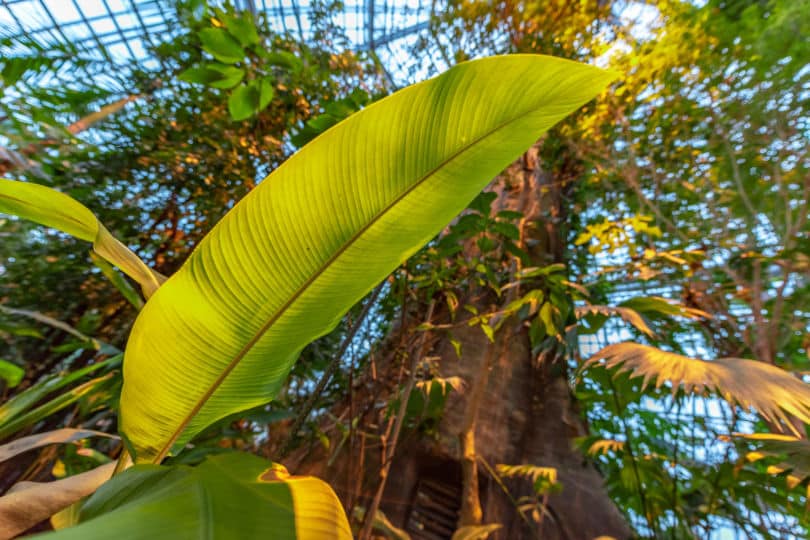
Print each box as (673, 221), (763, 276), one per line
(36, 453), (351, 539)
(120, 54), (616, 462)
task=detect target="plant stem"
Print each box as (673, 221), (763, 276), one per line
(357, 300), (435, 540)
(279, 283), (384, 458)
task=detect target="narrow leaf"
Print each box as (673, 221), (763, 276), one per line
(0, 359), (24, 388)
(90, 253), (144, 310)
(0, 374), (113, 440)
(0, 179), (164, 297)
(0, 428), (117, 463)
(0, 305), (111, 350)
(575, 304), (655, 338)
(0, 357), (117, 427)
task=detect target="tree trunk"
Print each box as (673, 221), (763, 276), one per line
(286, 147), (630, 539)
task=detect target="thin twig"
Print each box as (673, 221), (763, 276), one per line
(357, 299), (436, 540)
(279, 283), (384, 458)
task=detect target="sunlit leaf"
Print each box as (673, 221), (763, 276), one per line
(0, 359), (24, 388)
(120, 55), (616, 463)
(198, 28), (244, 64)
(585, 342), (810, 434)
(90, 253), (144, 310)
(451, 523), (502, 540)
(0, 357), (117, 430)
(0, 179), (164, 297)
(0, 374), (114, 440)
(587, 439), (626, 456)
(619, 296), (710, 320)
(729, 432), (810, 488)
(37, 453), (351, 539)
(575, 304), (655, 337)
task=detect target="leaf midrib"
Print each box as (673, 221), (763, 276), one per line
(153, 100), (546, 463)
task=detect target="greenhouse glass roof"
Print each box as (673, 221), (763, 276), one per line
(0, 0), (441, 85)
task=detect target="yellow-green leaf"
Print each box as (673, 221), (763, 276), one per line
(37, 453), (351, 540)
(0, 359), (24, 388)
(0, 179), (164, 298)
(198, 27), (244, 64)
(121, 54), (616, 462)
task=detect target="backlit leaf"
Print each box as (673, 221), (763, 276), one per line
(585, 342), (810, 435)
(0, 179), (164, 297)
(198, 28), (244, 64)
(37, 453), (351, 540)
(120, 55), (616, 462)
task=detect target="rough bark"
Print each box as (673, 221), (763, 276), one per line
(285, 148), (631, 539)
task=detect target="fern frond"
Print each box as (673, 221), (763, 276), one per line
(585, 342), (810, 435)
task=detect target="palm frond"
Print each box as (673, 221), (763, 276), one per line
(496, 464), (558, 485)
(415, 376), (465, 396)
(585, 342), (810, 435)
(619, 296), (711, 320)
(587, 439), (626, 456)
(575, 304), (655, 337)
(729, 433), (810, 488)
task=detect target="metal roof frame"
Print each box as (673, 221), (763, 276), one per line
(0, 0), (440, 86)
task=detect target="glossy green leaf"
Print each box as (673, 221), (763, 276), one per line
(228, 83), (258, 121)
(199, 28), (244, 64)
(121, 54), (616, 462)
(37, 453), (351, 540)
(0, 357), (117, 428)
(222, 12), (259, 47)
(178, 65), (244, 89)
(258, 78), (274, 111)
(259, 50), (304, 73)
(0, 179), (164, 297)
(0, 359), (24, 388)
(0, 373), (113, 440)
